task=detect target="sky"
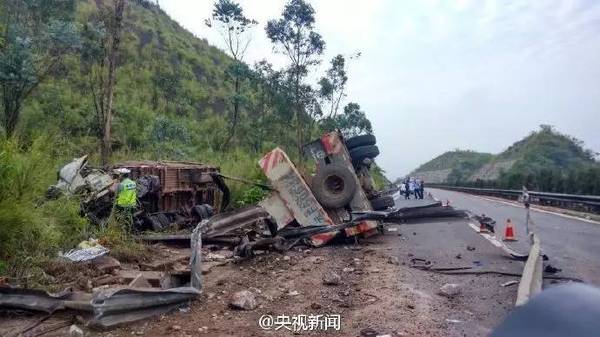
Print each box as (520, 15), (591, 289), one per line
(160, 0), (600, 179)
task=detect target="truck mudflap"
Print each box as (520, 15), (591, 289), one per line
(259, 147), (337, 246)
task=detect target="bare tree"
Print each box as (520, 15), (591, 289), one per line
(266, 0), (325, 154)
(81, 0), (126, 165)
(206, 0), (256, 149)
(318, 52), (360, 118)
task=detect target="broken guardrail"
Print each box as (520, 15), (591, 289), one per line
(0, 231), (203, 329)
(515, 234), (543, 306)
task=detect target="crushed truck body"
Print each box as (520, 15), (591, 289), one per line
(47, 158), (229, 230)
(1, 131), (471, 332)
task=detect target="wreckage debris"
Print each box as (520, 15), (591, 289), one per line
(62, 239), (109, 262)
(438, 283), (462, 298)
(48, 157), (228, 231)
(3, 132), (480, 334)
(322, 271), (342, 286)
(229, 290), (257, 310)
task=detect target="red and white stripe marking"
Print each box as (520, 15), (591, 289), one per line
(259, 148), (284, 175)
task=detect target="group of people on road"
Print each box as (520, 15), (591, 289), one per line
(400, 177), (425, 200)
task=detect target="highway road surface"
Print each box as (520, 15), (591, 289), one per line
(429, 188), (600, 285)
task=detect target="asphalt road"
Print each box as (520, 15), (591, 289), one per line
(388, 192), (528, 336)
(428, 188), (600, 285)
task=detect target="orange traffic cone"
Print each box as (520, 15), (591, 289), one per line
(503, 219), (517, 241)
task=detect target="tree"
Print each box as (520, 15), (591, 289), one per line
(320, 102), (372, 137)
(0, 0), (79, 137)
(266, 0), (325, 154)
(81, 0), (126, 165)
(318, 53), (359, 118)
(206, 0), (257, 149)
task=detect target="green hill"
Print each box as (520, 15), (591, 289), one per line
(499, 125), (596, 173)
(410, 125), (600, 194)
(408, 150), (492, 184)
(12, 0), (306, 202)
(0, 0), (324, 277)
(20, 0), (236, 153)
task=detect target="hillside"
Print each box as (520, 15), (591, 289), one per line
(0, 0), (389, 279)
(410, 126), (600, 194)
(409, 150), (493, 184)
(20, 0), (237, 154)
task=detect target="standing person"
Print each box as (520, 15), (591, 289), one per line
(415, 179), (422, 199)
(409, 178), (416, 198)
(114, 168), (137, 229)
(419, 179), (426, 199)
(404, 179), (410, 199)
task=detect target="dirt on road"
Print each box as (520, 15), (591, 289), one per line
(2, 216), (525, 337)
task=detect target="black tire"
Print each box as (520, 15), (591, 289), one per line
(370, 196), (395, 210)
(349, 145), (379, 165)
(192, 204), (208, 220)
(310, 164), (357, 209)
(192, 204), (215, 221)
(345, 134), (376, 149)
(149, 215), (164, 231)
(157, 213), (170, 228)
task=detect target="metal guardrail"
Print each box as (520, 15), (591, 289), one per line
(431, 185), (600, 214)
(516, 235), (543, 306)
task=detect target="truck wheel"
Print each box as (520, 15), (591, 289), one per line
(370, 196), (395, 210)
(350, 145), (379, 165)
(345, 134), (376, 149)
(310, 164), (357, 209)
(192, 204), (212, 220)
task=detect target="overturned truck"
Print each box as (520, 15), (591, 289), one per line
(162, 131), (399, 254)
(48, 157), (229, 230)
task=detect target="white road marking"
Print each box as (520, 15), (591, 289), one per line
(467, 222), (528, 258)
(468, 223), (503, 248)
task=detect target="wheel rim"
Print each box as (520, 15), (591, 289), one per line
(325, 175), (345, 195)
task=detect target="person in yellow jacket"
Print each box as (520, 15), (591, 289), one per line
(114, 168), (137, 229)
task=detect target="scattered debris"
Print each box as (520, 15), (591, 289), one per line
(62, 246), (109, 262)
(5, 131), (478, 335)
(544, 265), (561, 274)
(439, 283), (462, 298)
(92, 255), (121, 273)
(501, 280), (519, 287)
(322, 271), (342, 286)
(229, 290), (257, 310)
(129, 274), (152, 288)
(69, 324), (84, 337)
(360, 327), (380, 337)
(473, 214), (496, 233)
